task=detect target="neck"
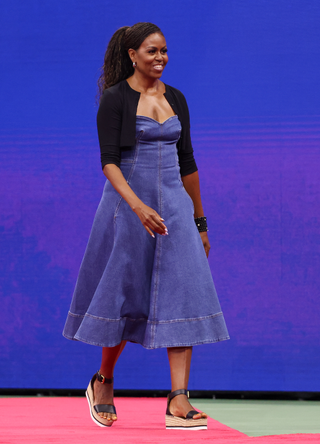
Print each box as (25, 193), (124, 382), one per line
(127, 73), (161, 94)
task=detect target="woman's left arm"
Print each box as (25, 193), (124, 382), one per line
(182, 171), (211, 258)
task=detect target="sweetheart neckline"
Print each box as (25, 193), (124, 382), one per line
(136, 115), (178, 125)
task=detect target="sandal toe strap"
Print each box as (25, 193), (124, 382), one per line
(186, 409), (200, 419)
(94, 404), (116, 415)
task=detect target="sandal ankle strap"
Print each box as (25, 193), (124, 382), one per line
(96, 371), (113, 384)
(168, 389), (189, 402)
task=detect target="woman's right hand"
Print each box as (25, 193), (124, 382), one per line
(133, 202), (168, 238)
(102, 165), (167, 238)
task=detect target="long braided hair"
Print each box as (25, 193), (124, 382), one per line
(97, 22), (163, 100)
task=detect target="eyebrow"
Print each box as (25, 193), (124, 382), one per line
(146, 45), (167, 49)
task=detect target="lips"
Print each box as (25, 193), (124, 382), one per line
(153, 64), (164, 71)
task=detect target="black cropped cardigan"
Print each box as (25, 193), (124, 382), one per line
(96, 80), (198, 177)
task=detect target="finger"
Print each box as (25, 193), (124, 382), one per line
(141, 208), (167, 233)
(146, 216), (167, 234)
(147, 210), (166, 227)
(202, 242), (210, 257)
(145, 226), (155, 238)
(140, 214), (163, 235)
(152, 223), (168, 235)
(153, 223), (168, 234)
(149, 213), (167, 228)
(156, 221), (168, 231)
(152, 215), (168, 232)
(148, 225), (167, 236)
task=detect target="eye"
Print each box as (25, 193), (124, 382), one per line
(148, 50), (156, 54)
(161, 48), (168, 54)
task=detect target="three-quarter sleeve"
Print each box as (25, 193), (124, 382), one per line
(96, 90), (122, 169)
(178, 150), (198, 176)
(175, 90), (198, 177)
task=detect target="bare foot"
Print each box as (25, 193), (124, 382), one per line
(93, 379), (117, 423)
(168, 394), (207, 419)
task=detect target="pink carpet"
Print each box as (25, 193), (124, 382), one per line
(0, 398), (318, 443)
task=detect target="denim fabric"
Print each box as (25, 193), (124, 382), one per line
(63, 116), (229, 349)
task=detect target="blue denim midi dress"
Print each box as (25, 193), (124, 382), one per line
(63, 116), (229, 349)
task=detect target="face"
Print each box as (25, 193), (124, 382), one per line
(129, 33), (168, 79)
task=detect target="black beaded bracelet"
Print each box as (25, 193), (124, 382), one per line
(194, 216), (208, 232)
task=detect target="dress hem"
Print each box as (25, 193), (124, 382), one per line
(63, 310), (230, 350)
(62, 331), (230, 350)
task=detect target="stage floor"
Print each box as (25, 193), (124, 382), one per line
(0, 397), (319, 443)
(193, 398), (320, 437)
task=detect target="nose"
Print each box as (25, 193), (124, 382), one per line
(155, 51), (163, 61)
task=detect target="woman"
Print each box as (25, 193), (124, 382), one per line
(63, 22), (229, 430)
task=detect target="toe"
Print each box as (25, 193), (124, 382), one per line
(98, 411), (113, 420)
(191, 410), (207, 419)
(105, 413), (117, 424)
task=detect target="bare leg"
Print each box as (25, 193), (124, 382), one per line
(94, 341), (126, 422)
(167, 347), (207, 419)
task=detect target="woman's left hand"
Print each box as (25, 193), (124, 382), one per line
(200, 232), (210, 258)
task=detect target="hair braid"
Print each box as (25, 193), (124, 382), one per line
(97, 22), (163, 100)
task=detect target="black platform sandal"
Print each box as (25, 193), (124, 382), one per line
(165, 389), (207, 430)
(86, 371), (117, 427)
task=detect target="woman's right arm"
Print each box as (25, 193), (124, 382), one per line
(97, 91), (167, 237)
(103, 163), (167, 237)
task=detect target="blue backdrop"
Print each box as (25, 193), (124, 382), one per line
(1, 0), (320, 392)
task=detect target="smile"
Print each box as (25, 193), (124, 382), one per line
(153, 64), (164, 71)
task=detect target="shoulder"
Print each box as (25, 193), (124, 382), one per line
(98, 82), (127, 116)
(99, 80), (139, 109)
(164, 84), (188, 105)
(165, 84), (190, 123)
(100, 81), (124, 102)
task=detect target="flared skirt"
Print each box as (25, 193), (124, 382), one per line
(63, 116), (229, 349)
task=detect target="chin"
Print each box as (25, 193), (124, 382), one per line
(151, 72), (163, 79)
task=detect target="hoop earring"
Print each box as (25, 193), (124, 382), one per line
(133, 62), (137, 68)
